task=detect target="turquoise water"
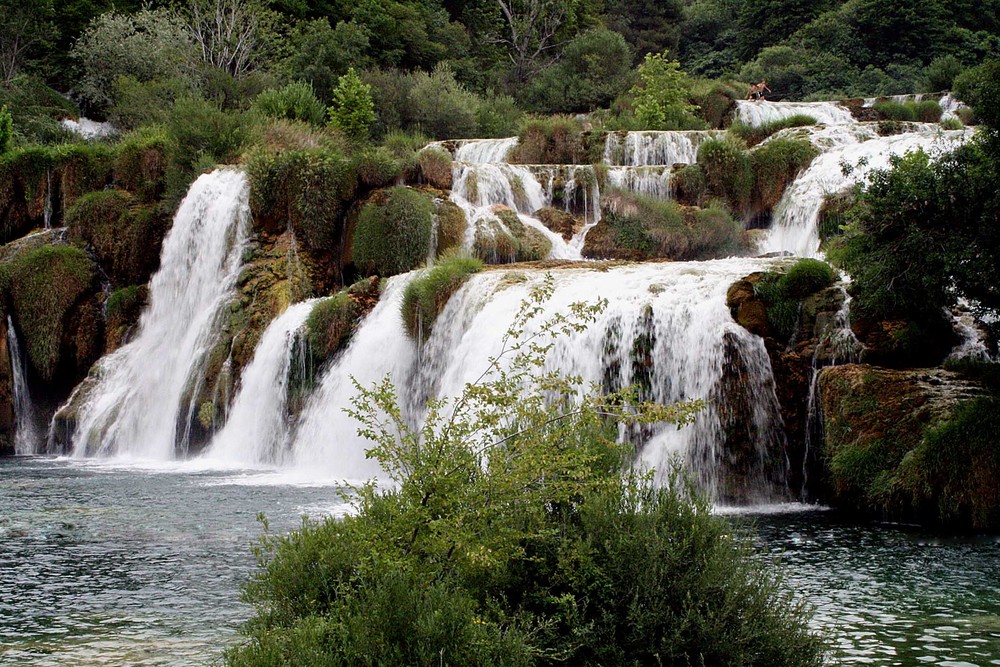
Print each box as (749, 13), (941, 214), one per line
(2, 457), (998, 665)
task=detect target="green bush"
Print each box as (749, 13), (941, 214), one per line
(113, 127), (169, 201)
(229, 291), (822, 667)
(913, 99), (943, 123)
(729, 114), (817, 147)
(328, 68), (376, 140)
(0, 106), (12, 155)
(166, 97), (251, 173)
(0, 76), (79, 146)
(630, 51), (701, 130)
(922, 56), (965, 93)
(252, 82), (326, 125)
(381, 130), (429, 159)
(697, 136), (753, 214)
(355, 147), (402, 189)
(401, 253), (483, 340)
(939, 117), (964, 130)
(690, 78), (747, 128)
(305, 292), (359, 364)
(476, 92), (523, 138)
(753, 259), (836, 340)
(436, 201), (467, 257)
(751, 138), (819, 211)
(407, 64), (480, 139)
(874, 100), (916, 121)
(353, 186), (434, 276)
(110, 76), (192, 131)
(1, 245), (97, 381)
(509, 117), (585, 164)
(781, 258), (837, 298)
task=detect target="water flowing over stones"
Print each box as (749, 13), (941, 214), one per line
(7, 316), (39, 455)
(603, 130), (720, 166)
(65, 170), (250, 459)
(287, 260), (787, 501)
(205, 299), (317, 466)
(735, 100), (856, 126)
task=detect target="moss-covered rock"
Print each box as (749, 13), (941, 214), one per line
(472, 208), (551, 264)
(536, 207), (579, 241)
(1, 244), (102, 385)
(509, 117), (586, 164)
(113, 127), (169, 202)
(750, 138), (818, 213)
(417, 148), (453, 190)
(435, 200), (466, 258)
(105, 284), (149, 353)
(306, 292), (358, 363)
(819, 364), (997, 530)
(64, 189), (169, 286)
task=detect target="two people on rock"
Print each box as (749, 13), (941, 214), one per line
(747, 80), (771, 100)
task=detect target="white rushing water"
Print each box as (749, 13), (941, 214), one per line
(68, 170), (250, 459)
(762, 129), (969, 257)
(603, 131), (720, 166)
(61, 117), (117, 139)
(7, 316), (39, 455)
(607, 166), (673, 200)
(205, 299), (317, 466)
(735, 100), (856, 127)
(287, 260), (786, 500)
(453, 138), (519, 163)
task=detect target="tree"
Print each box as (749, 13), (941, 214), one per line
(407, 63), (479, 139)
(184, 0), (277, 78)
(328, 67), (375, 140)
(283, 19), (370, 102)
(495, 0), (567, 84)
(630, 51), (699, 130)
(0, 0), (54, 84)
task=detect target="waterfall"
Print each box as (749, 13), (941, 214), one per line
(762, 129), (969, 257)
(205, 299), (317, 466)
(734, 100), (855, 127)
(453, 138), (519, 163)
(287, 260), (787, 501)
(607, 166), (672, 200)
(43, 170), (53, 230)
(7, 316), (39, 455)
(603, 131), (719, 166)
(68, 169), (250, 460)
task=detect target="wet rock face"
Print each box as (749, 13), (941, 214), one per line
(818, 364), (996, 529)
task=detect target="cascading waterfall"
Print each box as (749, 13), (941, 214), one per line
(67, 169), (250, 459)
(453, 138), (519, 163)
(603, 131), (719, 166)
(762, 129), (969, 257)
(206, 299), (317, 466)
(7, 316), (39, 455)
(287, 260), (787, 501)
(735, 100), (856, 127)
(607, 166), (672, 200)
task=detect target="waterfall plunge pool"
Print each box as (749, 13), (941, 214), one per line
(2, 456), (998, 666)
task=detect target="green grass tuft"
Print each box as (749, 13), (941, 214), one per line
(401, 253), (483, 340)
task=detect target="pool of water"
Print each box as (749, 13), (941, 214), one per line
(1, 457), (998, 665)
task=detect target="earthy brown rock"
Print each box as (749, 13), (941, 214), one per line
(535, 207), (579, 241)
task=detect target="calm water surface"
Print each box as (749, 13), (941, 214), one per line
(2, 457), (998, 665)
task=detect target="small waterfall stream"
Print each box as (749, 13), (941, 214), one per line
(7, 316), (39, 455)
(734, 100), (856, 126)
(67, 169), (250, 459)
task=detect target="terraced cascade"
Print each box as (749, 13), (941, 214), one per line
(64, 170), (250, 460)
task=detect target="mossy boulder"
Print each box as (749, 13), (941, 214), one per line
(1, 244), (102, 386)
(435, 200), (467, 258)
(472, 208), (551, 264)
(536, 207), (579, 241)
(401, 254), (482, 340)
(105, 285), (149, 353)
(417, 148), (453, 190)
(306, 292), (359, 364)
(353, 186), (434, 277)
(819, 364), (998, 530)
(113, 128), (169, 202)
(65, 189), (169, 286)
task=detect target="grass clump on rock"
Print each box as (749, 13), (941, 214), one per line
(729, 114), (817, 147)
(435, 200), (467, 257)
(696, 136), (753, 214)
(401, 253), (482, 340)
(751, 138), (820, 211)
(472, 210), (552, 264)
(509, 116), (586, 164)
(353, 186), (434, 276)
(753, 258), (837, 340)
(417, 147), (453, 190)
(305, 291), (359, 364)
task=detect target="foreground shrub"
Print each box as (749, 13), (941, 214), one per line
(353, 186), (433, 276)
(228, 285), (823, 667)
(401, 253), (483, 340)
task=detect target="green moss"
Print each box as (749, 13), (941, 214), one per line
(1, 245), (97, 381)
(729, 114), (817, 147)
(435, 200), (467, 257)
(401, 253), (483, 340)
(417, 148), (452, 190)
(473, 211), (551, 264)
(752, 259), (836, 340)
(781, 258), (837, 298)
(305, 291), (359, 364)
(690, 79), (746, 129)
(672, 164), (706, 205)
(696, 136), (753, 214)
(750, 138), (819, 211)
(56, 143), (116, 208)
(353, 186), (434, 276)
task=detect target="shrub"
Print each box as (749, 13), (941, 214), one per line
(630, 51), (700, 130)
(913, 100), (943, 123)
(751, 138), (819, 211)
(381, 130), (429, 159)
(353, 186), (434, 276)
(328, 68), (375, 141)
(407, 64), (479, 139)
(476, 92), (523, 138)
(166, 97), (251, 172)
(940, 117), (964, 130)
(252, 82), (326, 125)
(697, 136), (753, 214)
(874, 100), (916, 121)
(305, 292), (359, 364)
(417, 148), (452, 189)
(781, 258), (837, 298)
(110, 76), (193, 131)
(355, 147), (402, 188)
(0, 106), (12, 154)
(56, 143), (117, 208)
(229, 288), (822, 667)
(1, 245), (98, 382)
(753, 259), (836, 340)
(362, 68), (415, 138)
(401, 253), (482, 339)
(690, 78), (747, 129)
(729, 114), (817, 147)
(922, 56), (965, 93)
(509, 117), (585, 164)
(113, 127), (169, 201)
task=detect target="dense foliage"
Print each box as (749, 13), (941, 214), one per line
(227, 283), (823, 666)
